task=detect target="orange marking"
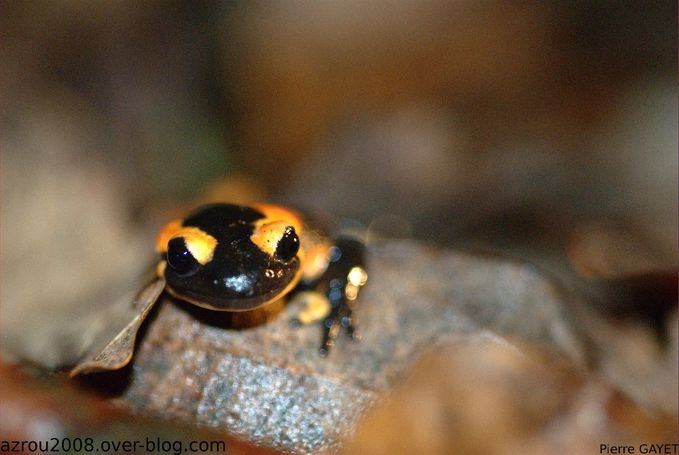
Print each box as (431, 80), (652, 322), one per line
(252, 203), (303, 233)
(301, 240), (331, 281)
(155, 220), (217, 265)
(250, 221), (292, 257)
(155, 219), (182, 252)
(156, 260), (167, 278)
(294, 291), (331, 324)
(251, 203), (304, 258)
(174, 227), (217, 265)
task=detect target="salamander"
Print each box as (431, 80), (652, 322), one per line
(70, 203), (368, 376)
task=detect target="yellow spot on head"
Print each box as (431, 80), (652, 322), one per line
(250, 203), (305, 260)
(156, 219), (217, 265)
(174, 227), (218, 265)
(250, 221), (292, 257)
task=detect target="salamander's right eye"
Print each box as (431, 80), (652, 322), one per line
(166, 237), (201, 276)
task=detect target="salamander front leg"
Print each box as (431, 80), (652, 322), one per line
(294, 237), (368, 356)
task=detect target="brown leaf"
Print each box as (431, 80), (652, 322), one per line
(69, 278), (165, 377)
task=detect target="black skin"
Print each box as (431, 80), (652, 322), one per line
(294, 237), (366, 357)
(164, 204), (301, 311)
(163, 203), (366, 356)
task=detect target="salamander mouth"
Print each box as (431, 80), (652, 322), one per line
(164, 257), (301, 312)
(165, 283), (294, 312)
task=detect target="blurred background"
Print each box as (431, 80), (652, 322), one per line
(1, 1), (676, 453)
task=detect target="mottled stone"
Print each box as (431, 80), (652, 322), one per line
(118, 241), (585, 453)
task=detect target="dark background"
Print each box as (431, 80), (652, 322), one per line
(0, 1), (676, 452)
(3, 0), (676, 321)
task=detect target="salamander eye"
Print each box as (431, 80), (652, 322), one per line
(167, 237), (201, 276)
(275, 226), (300, 262)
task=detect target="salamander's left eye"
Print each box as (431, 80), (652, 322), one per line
(167, 237), (201, 276)
(275, 226), (299, 262)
